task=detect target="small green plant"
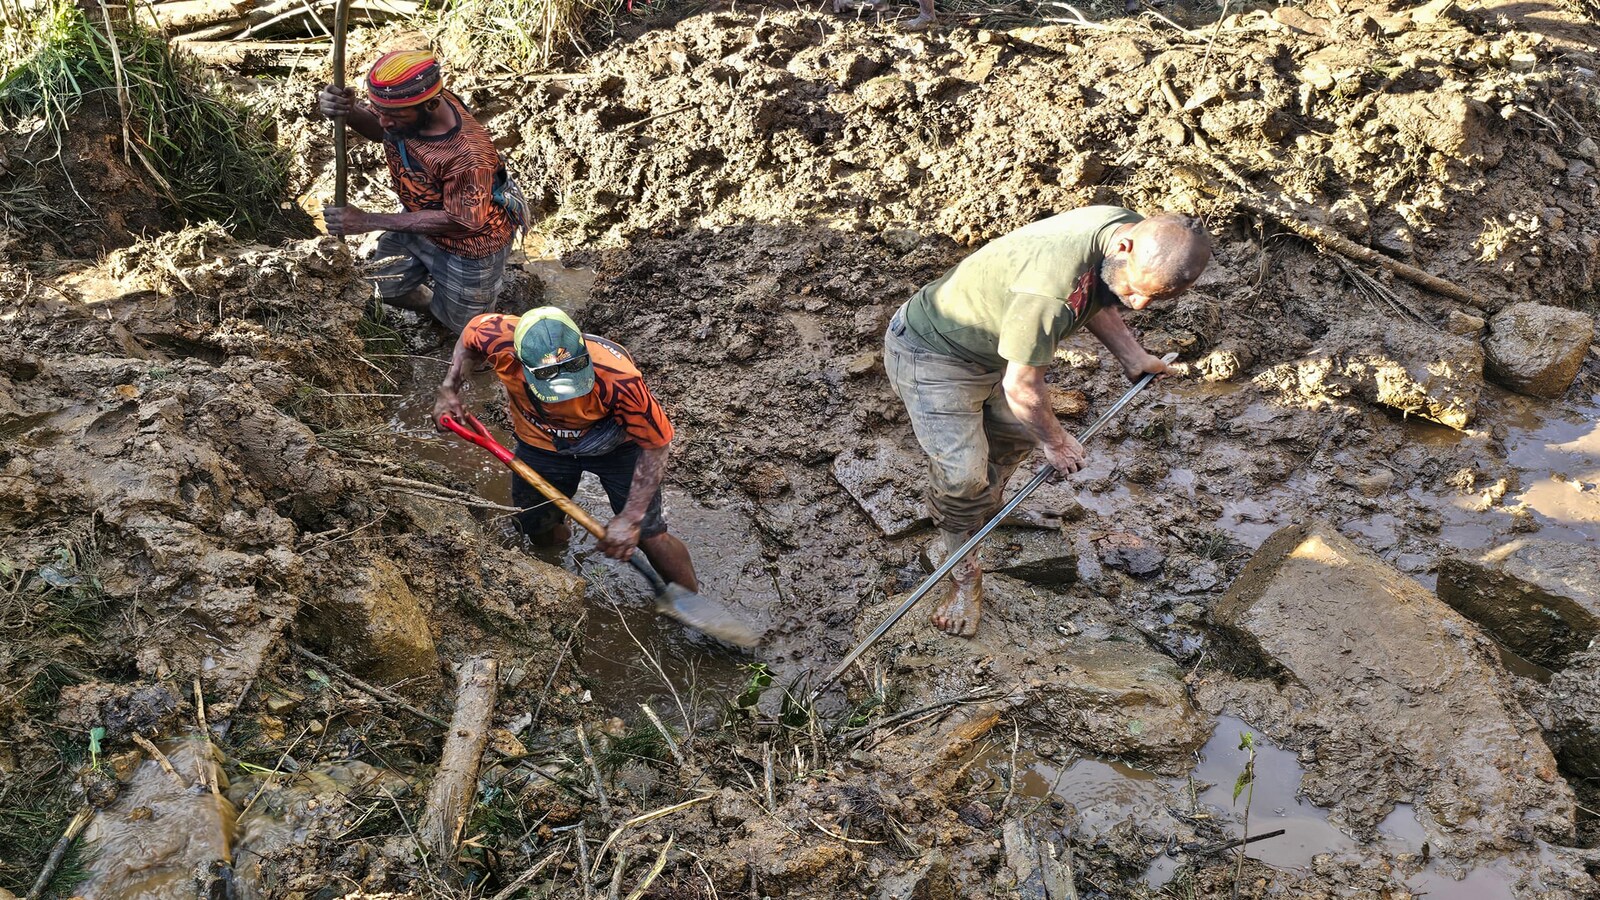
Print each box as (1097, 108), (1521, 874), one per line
(87, 726), (106, 773)
(729, 662), (774, 713)
(1230, 731), (1257, 900)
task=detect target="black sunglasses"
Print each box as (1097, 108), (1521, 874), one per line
(527, 353), (590, 381)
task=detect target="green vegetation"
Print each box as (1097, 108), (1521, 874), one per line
(435, 0), (621, 73)
(0, 1), (287, 233)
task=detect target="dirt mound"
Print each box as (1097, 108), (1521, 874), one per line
(507, 3), (1600, 312)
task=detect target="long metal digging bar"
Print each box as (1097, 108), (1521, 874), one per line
(810, 353), (1179, 701)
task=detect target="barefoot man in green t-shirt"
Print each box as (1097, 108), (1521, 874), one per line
(884, 206), (1212, 637)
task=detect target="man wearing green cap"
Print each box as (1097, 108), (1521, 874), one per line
(435, 308), (697, 588)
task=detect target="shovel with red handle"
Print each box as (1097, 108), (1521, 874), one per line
(439, 413), (762, 649)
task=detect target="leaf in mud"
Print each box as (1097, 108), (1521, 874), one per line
(1127, 719), (1145, 736)
(89, 726), (104, 754)
(1233, 767), (1253, 803)
(733, 662), (773, 709)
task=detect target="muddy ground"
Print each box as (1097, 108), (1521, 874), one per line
(3, 0), (1600, 897)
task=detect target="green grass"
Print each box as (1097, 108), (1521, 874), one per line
(435, 0), (621, 74)
(0, 1), (288, 234)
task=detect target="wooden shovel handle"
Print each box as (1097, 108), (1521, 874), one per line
(505, 455), (608, 539)
(331, 0), (352, 207)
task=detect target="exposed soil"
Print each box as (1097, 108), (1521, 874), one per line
(2, 0), (1600, 897)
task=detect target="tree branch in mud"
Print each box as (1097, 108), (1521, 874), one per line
(418, 654), (498, 868)
(290, 642), (451, 728)
(25, 806), (93, 900)
(1173, 162), (1486, 309)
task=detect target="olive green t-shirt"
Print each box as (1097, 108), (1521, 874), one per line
(902, 206), (1142, 370)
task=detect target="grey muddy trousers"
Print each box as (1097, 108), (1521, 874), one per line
(883, 305), (1037, 534)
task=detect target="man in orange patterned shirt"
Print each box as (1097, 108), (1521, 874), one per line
(317, 50), (523, 332)
(435, 308), (699, 591)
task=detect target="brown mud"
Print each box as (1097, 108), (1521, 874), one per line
(3, 0), (1600, 897)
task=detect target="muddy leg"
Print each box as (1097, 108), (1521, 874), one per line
(640, 531), (698, 593)
(527, 519), (571, 548)
(930, 528), (984, 637)
(901, 0), (936, 30)
(382, 284), (433, 313)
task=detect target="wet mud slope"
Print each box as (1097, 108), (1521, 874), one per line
(3, 0), (1600, 897)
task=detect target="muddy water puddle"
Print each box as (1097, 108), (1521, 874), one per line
(76, 737), (399, 899)
(979, 715), (1518, 895)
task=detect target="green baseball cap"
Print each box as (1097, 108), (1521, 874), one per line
(513, 307), (595, 403)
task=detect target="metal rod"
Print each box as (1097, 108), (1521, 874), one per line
(810, 354), (1178, 700)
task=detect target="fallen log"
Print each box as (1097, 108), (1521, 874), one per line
(418, 655), (499, 868)
(138, 0), (251, 32)
(174, 38), (330, 71)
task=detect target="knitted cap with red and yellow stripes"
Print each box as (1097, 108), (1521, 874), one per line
(366, 49), (443, 109)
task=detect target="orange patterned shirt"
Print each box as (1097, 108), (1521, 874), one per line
(382, 93), (514, 259)
(462, 314), (676, 452)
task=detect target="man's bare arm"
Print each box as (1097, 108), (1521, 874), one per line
(1085, 307), (1168, 382)
(620, 444), (669, 524)
(433, 330), (487, 422)
(1001, 362), (1085, 473)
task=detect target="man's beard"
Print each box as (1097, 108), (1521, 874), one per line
(1100, 255), (1132, 308)
(384, 106), (434, 139)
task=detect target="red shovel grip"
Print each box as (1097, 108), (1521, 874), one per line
(438, 413), (516, 465)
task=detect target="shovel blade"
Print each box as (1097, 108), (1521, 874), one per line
(655, 584), (762, 648)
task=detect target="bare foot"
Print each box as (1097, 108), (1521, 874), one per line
(930, 573), (983, 637)
(899, 11), (936, 30)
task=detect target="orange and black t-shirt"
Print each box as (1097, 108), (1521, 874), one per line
(462, 314), (675, 452)
(382, 92), (515, 259)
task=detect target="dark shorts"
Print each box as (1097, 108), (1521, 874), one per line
(373, 230), (510, 333)
(511, 440), (668, 539)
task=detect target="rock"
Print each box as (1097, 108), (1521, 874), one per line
(875, 850), (954, 900)
(1375, 225), (1414, 258)
(843, 350), (881, 378)
(882, 228), (925, 253)
(1409, 0), (1458, 25)
(1193, 344), (1252, 381)
(1577, 136), (1599, 162)
(1002, 822), (1075, 900)
(1437, 540), (1600, 669)
(832, 436), (930, 538)
(1253, 317), (1482, 430)
(1445, 309), (1486, 338)
(987, 527), (1077, 586)
(1483, 302), (1594, 399)
(1547, 650), (1600, 777)
(1375, 90), (1505, 166)
(1048, 385), (1088, 416)
(1022, 635), (1211, 773)
(264, 693), (301, 715)
(1213, 521), (1575, 856)
(298, 556), (441, 697)
(739, 460), (791, 498)
(1271, 5), (1327, 35)
(1097, 531), (1166, 576)
(1057, 153), (1105, 187)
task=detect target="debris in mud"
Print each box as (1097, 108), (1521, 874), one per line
(1438, 539), (1600, 670)
(1253, 317), (1483, 430)
(1483, 302), (1597, 398)
(1208, 520), (1575, 857)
